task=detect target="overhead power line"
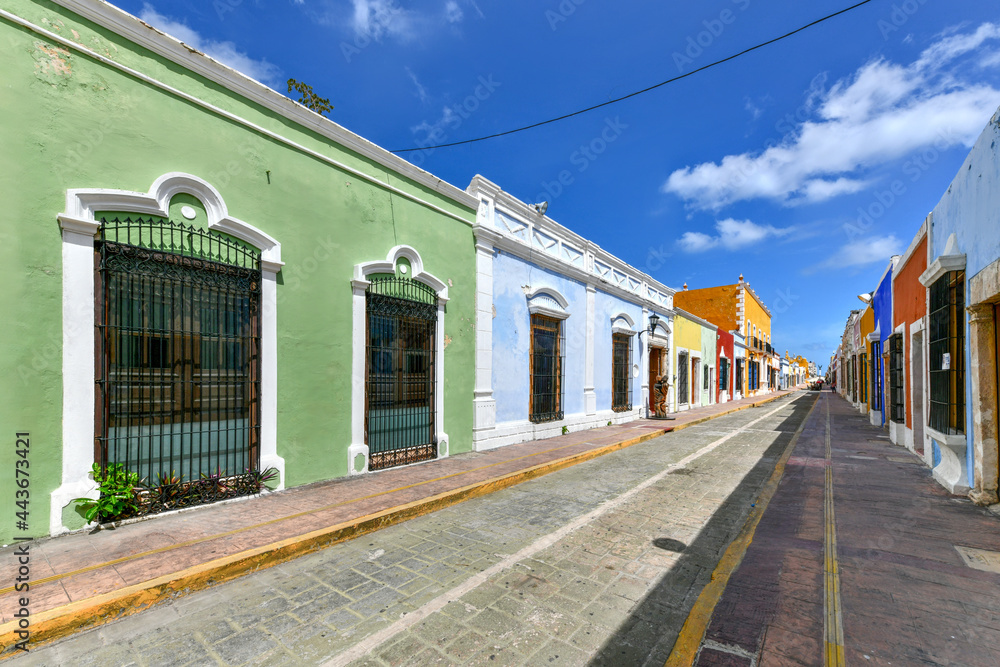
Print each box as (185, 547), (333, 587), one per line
(391, 0), (874, 153)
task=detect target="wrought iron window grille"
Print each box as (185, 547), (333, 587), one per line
(365, 275), (438, 470)
(612, 333), (632, 412)
(530, 314), (565, 423)
(889, 333), (905, 423)
(95, 217), (262, 519)
(928, 270), (965, 435)
(870, 343), (883, 411)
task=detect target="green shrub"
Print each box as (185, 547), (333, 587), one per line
(72, 463), (140, 523)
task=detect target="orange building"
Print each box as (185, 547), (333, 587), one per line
(674, 275), (773, 397)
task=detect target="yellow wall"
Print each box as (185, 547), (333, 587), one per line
(675, 315), (702, 352)
(859, 306), (874, 409)
(743, 288), (771, 343)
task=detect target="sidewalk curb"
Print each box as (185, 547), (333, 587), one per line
(0, 391), (796, 659)
(664, 391), (818, 666)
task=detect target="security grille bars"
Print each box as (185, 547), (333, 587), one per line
(365, 275), (438, 470)
(96, 217), (262, 517)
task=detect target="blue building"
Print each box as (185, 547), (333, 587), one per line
(466, 176), (676, 450)
(868, 259), (897, 427)
(917, 105), (1000, 504)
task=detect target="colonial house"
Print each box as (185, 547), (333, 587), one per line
(733, 331), (748, 401)
(869, 258), (898, 427)
(1, 0), (479, 540)
(917, 106), (1000, 504)
(830, 105), (1000, 506)
(890, 222), (928, 458)
(673, 309), (717, 411)
(673, 275), (773, 398)
(716, 329), (735, 403)
(465, 176), (676, 449)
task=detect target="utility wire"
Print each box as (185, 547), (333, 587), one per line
(391, 0), (874, 153)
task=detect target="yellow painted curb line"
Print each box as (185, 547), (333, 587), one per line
(0, 391), (797, 659)
(823, 397), (846, 667)
(664, 392), (819, 666)
(0, 426), (671, 658)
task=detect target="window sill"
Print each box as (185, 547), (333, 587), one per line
(925, 426), (966, 448)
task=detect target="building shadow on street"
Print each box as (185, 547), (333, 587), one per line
(588, 393), (818, 666)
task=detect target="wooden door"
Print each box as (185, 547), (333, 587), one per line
(648, 347), (662, 411)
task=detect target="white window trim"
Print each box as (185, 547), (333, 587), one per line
(919, 233), (967, 287)
(350, 245), (450, 475)
(610, 312), (636, 336)
(526, 286), (570, 320)
(52, 172), (284, 535)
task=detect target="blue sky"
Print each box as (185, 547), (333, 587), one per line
(115, 0), (1000, 369)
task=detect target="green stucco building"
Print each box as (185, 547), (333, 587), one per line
(0, 0), (477, 541)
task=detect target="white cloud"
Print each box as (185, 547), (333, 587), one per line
(744, 97), (763, 121)
(444, 1), (463, 24)
(139, 4), (280, 86)
(823, 235), (903, 268)
(677, 231), (716, 253)
(411, 106), (459, 143)
(677, 218), (792, 253)
(914, 22), (1000, 71)
(663, 23), (1000, 210)
(405, 67), (429, 103)
(350, 0), (414, 40)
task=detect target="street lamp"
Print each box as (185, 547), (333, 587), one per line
(636, 313), (661, 341)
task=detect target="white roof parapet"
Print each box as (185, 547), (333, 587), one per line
(48, 0), (477, 213)
(467, 175), (676, 313)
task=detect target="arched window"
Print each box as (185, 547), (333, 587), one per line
(95, 217), (262, 514)
(526, 289), (569, 423)
(350, 246), (449, 474)
(365, 275), (438, 470)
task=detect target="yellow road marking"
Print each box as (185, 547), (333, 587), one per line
(824, 397), (846, 666)
(1, 392), (791, 597)
(0, 392), (795, 659)
(664, 394), (818, 666)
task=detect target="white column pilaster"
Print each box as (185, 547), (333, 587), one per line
(259, 262), (285, 488)
(639, 306), (649, 415)
(584, 284), (597, 415)
(51, 218), (101, 535)
(348, 279), (369, 474)
(435, 299), (449, 458)
(473, 240), (497, 436)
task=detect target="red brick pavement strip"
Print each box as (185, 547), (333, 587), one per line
(0, 390), (796, 656)
(695, 391), (1000, 666)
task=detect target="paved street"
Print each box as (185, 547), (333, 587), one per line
(690, 391), (1000, 666)
(9, 394), (812, 666)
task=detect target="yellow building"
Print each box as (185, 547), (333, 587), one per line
(674, 274), (772, 397)
(672, 310), (718, 411)
(857, 305), (875, 412)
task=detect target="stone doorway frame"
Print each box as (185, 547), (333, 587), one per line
(968, 256), (1000, 506)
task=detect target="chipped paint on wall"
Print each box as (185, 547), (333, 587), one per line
(33, 41), (72, 82)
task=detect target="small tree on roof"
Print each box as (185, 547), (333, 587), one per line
(287, 78), (333, 116)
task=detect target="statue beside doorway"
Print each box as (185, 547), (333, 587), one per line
(653, 374), (669, 418)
